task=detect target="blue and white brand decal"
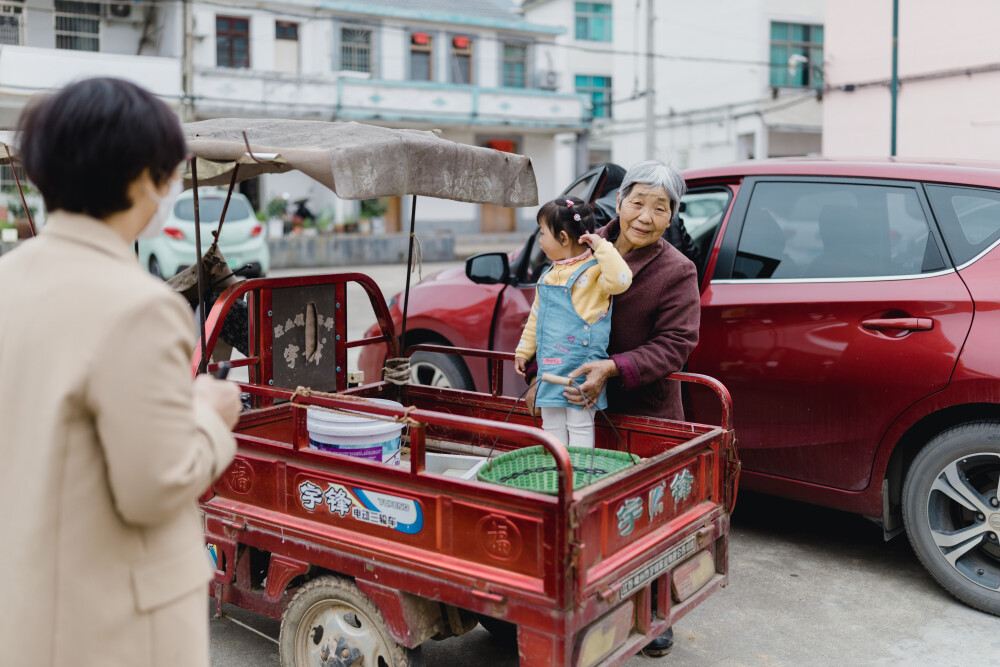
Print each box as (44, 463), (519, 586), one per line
(297, 479), (424, 534)
(353, 488), (424, 534)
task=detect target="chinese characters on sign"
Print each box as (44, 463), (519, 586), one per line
(324, 485), (352, 517)
(616, 497), (643, 536)
(296, 479), (422, 534)
(615, 469), (694, 537)
(477, 515), (522, 561)
(298, 480), (323, 510)
(671, 469), (695, 504)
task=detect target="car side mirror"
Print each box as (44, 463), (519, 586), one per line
(466, 252), (510, 285)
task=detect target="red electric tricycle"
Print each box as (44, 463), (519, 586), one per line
(182, 119), (740, 667)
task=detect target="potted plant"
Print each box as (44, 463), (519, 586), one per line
(359, 198), (388, 235)
(0, 219), (17, 244)
(3, 185), (40, 239)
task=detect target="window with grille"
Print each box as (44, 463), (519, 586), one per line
(502, 42), (527, 88)
(54, 0), (100, 52)
(576, 74), (612, 118)
(770, 22), (823, 89)
(0, 1), (25, 46)
(574, 2), (611, 42)
(409, 32), (433, 81)
(341, 27), (371, 73)
(216, 16), (250, 69)
(449, 36), (472, 84)
(0, 164), (26, 192)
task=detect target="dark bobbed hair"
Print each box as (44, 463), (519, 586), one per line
(17, 77), (186, 220)
(537, 196), (597, 243)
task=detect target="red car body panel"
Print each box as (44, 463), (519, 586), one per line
(360, 159), (1000, 523)
(690, 274), (973, 491)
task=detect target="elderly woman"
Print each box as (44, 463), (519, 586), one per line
(570, 159), (699, 417)
(530, 159), (699, 420)
(0, 78), (240, 666)
(528, 159), (698, 656)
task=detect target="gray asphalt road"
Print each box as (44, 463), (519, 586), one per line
(210, 262), (999, 666)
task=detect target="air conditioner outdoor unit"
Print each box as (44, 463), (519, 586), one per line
(107, 0), (132, 20)
(536, 70), (559, 90)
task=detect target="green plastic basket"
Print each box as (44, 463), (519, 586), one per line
(477, 446), (641, 494)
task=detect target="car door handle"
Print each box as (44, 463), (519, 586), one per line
(862, 318), (934, 332)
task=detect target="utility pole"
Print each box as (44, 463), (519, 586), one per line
(181, 0), (194, 121)
(890, 0), (899, 156)
(644, 0), (655, 159)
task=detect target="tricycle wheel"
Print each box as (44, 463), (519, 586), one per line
(279, 575), (423, 666)
(475, 613), (517, 644)
(902, 421), (1000, 616)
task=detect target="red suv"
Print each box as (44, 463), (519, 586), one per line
(360, 158), (1000, 616)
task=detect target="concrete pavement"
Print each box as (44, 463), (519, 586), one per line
(211, 260), (998, 666)
(210, 491), (998, 666)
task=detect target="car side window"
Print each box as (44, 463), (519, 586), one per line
(733, 181), (945, 280)
(925, 185), (1000, 266)
(678, 189), (730, 273)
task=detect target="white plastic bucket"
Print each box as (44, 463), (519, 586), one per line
(307, 398), (405, 465)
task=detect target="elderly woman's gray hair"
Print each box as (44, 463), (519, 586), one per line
(619, 160), (687, 213)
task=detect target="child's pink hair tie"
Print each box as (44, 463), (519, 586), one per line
(565, 199), (574, 206)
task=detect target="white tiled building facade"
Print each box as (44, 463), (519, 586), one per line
(523, 0), (825, 176)
(0, 0), (591, 233)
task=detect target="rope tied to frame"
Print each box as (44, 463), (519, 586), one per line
(383, 358), (411, 385)
(409, 232), (423, 282)
(289, 385), (425, 428)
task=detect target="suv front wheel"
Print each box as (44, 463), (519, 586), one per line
(407, 350), (473, 391)
(902, 420), (1000, 616)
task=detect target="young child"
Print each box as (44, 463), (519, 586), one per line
(514, 197), (632, 448)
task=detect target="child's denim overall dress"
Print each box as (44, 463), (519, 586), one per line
(533, 259), (612, 410)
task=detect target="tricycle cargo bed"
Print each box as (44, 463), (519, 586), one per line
(198, 273), (738, 667)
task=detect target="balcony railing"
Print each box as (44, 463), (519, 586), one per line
(0, 45), (180, 99)
(193, 68), (589, 129)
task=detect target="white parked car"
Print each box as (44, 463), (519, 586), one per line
(137, 187), (269, 279)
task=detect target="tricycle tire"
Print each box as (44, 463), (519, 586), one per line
(902, 420), (1000, 616)
(475, 613), (517, 644)
(279, 575), (423, 666)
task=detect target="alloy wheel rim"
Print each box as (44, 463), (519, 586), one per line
(409, 360), (452, 388)
(926, 452), (1000, 591)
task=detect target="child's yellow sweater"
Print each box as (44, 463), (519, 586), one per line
(515, 238), (632, 361)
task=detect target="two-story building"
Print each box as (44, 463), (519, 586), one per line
(0, 0), (591, 233)
(822, 0), (1000, 159)
(524, 0), (825, 175)
(187, 0), (588, 233)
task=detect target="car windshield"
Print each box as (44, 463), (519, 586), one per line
(174, 197), (252, 223)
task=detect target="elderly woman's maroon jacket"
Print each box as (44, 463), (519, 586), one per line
(599, 219), (701, 420)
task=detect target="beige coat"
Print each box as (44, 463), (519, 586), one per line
(0, 212), (236, 666)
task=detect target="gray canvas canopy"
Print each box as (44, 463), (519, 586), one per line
(183, 118), (538, 207)
(0, 131), (17, 164)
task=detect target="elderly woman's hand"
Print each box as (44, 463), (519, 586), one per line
(565, 359), (619, 407)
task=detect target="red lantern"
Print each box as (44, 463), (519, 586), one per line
(487, 140), (515, 153)
(411, 32), (429, 46)
(453, 35), (470, 49)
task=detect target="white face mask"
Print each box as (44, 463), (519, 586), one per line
(138, 178), (183, 240)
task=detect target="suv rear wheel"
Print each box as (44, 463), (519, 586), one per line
(902, 421), (1000, 616)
